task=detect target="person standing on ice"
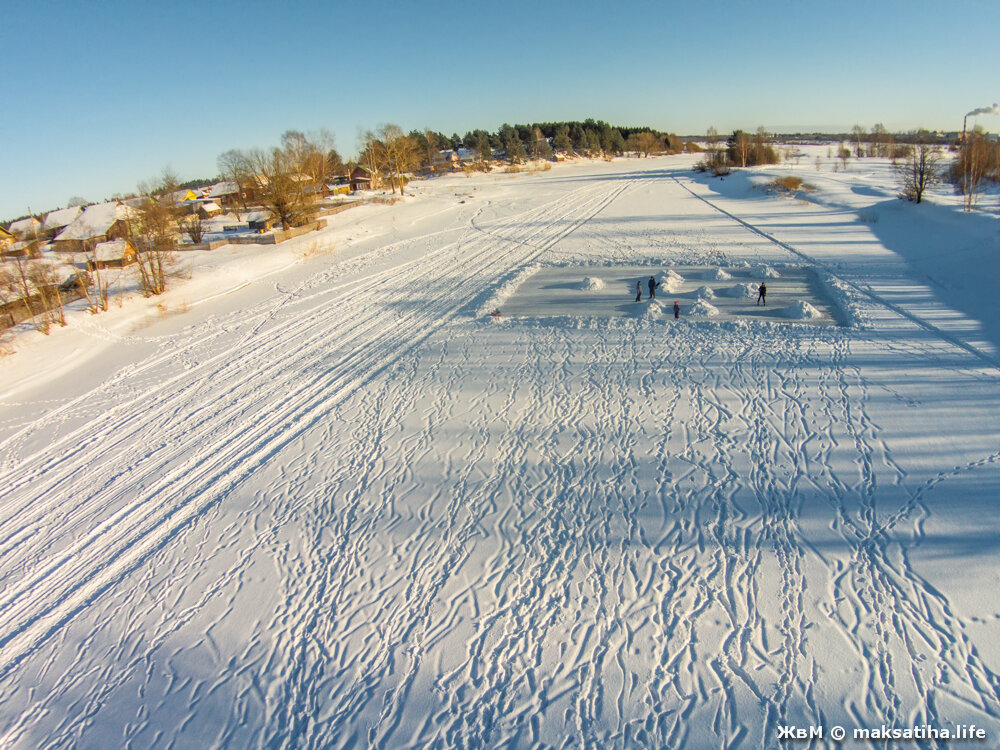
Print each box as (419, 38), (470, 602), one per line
(673, 301), (680, 319)
(757, 281), (767, 306)
(648, 276), (658, 299)
(635, 280), (642, 302)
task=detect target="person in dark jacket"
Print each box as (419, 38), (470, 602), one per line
(635, 280), (642, 302)
(757, 282), (767, 306)
(648, 276), (658, 299)
(673, 300), (680, 319)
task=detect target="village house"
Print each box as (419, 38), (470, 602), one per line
(7, 216), (43, 239)
(0, 226), (15, 250)
(350, 165), (376, 192)
(204, 181), (241, 210)
(52, 202), (139, 253)
(89, 239), (137, 269)
(197, 201), (223, 219)
(431, 150), (460, 172)
(43, 206), (84, 237)
(1, 239), (41, 260)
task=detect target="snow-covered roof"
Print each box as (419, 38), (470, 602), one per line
(8, 217), (42, 236)
(206, 181), (238, 198)
(93, 239), (131, 262)
(245, 210), (272, 223)
(44, 206), (83, 230)
(200, 201), (222, 213)
(456, 147), (477, 162)
(55, 202), (138, 241)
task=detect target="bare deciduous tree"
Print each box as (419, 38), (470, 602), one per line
(954, 127), (997, 211)
(182, 216), (206, 244)
(851, 125), (867, 158)
(130, 184), (178, 296)
(896, 131), (940, 204)
(217, 149), (255, 213)
(378, 124), (416, 195)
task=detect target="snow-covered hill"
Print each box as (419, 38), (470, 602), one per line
(0, 152), (997, 748)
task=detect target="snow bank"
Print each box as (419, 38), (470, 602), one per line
(718, 282), (757, 298)
(688, 299), (720, 316)
(476, 263), (540, 317)
(578, 276), (605, 292)
(779, 300), (823, 320)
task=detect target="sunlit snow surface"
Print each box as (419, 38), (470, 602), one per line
(0, 152), (998, 749)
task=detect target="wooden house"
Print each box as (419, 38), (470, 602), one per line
(43, 206), (83, 237)
(197, 201), (223, 219)
(53, 202), (138, 253)
(205, 181), (241, 209)
(1, 239), (41, 259)
(89, 239), (138, 269)
(7, 216), (43, 239)
(350, 165), (375, 192)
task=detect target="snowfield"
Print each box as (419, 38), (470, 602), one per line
(0, 151), (998, 749)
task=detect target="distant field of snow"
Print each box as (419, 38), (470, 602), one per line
(0, 150), (997, 748)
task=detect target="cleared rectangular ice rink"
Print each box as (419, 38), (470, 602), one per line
(500, 264), (842, 324)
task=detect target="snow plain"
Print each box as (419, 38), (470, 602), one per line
(0, 150), (998, 749)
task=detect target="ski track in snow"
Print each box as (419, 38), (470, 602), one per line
(0, 164), (998, 749)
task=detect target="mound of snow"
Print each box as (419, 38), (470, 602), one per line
(658, 276), (684, 293)
(688, 299), (720, 317)
(703, 267), (732, 281)
(693, 285), (715, 299)
(780, 300), (823, 320)
(755, 265), (781, 278)
(579, 276), (605, 292)
(718, 282), (757, 298)
(640, 301), (664, 319)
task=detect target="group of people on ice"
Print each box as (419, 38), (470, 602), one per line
(636, 277), (680, 318)
(634, 276), (767, 316)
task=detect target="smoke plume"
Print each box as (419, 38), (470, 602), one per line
(966, 103), (1000, 117)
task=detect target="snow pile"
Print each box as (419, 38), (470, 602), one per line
(578, 276), (605, 292)
(779, 300), (824, 320)
(718, 282), (757, 298)
(754, 265), (781, 278)
(656, 270), (685, 292)
(688, 299), (720, 316)
(702, 267), (732, 281)
(640, 300), (664, 319)
(693, 285), (715, 299)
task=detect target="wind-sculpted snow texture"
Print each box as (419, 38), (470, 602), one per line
(0, 155), (998, 749)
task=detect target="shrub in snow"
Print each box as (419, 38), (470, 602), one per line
(579, 276), (605, 291)
(780, 301), (823, 320)
(689, 299), (720, 316)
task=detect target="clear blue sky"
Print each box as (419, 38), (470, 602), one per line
(2, 0), (998, 220)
